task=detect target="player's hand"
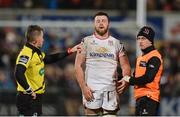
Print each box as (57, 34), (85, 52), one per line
(82, 85), (94, 101)
(31, 91), (36, 100)
(116, 79), (129, 95)
(69, 43), (83, 53)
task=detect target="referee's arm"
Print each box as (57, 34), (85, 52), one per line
(44, 43), (82, 64)
(15, 64), (30, 90)
(44, 51), (70, 64)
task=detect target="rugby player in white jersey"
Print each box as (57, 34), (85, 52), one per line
(75, 12), (131, 116)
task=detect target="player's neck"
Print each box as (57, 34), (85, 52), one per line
(94, 32), (109, 40)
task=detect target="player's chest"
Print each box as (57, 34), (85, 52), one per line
(87, 39), (116, 53)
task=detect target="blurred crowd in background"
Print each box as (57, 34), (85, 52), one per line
(0, 0), (180, 11)
(0, 0), (179, 116)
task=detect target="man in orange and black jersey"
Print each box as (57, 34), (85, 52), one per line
(117, 26), (163, 116)
(15, 25), (82, 116)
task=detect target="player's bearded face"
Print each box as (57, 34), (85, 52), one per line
(94, 16), (109, 36)
(95, 25), (109, 36)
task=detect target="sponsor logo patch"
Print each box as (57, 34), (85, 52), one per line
(39, 68), (45, 76)
(89, 52), (114, 59)
(108, 40), (113, 46)
(139, 61), (147, 67)
(143, 28), (149, 35)
(90, 40), (98, 45)
(149, 64), (155, 68)
(18, 55), (29, 64)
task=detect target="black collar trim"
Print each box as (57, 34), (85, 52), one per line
(25, 43), (42, 55)
(142, 46), (155, 55)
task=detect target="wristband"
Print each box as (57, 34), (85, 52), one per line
(25, 87), (33, 94)
(122, 75), (131, 82)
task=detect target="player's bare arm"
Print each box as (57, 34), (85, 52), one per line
(117, 54), (131, 94)
(75, 50), (94, 101)
(119, 54), (131, 77)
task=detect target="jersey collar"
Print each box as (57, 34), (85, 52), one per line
(25, 43), (42, 55)
(142, 45), (155, 55)
(93, 32), (110, 40)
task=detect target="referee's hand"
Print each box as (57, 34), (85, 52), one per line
(31, 92), (36, 99)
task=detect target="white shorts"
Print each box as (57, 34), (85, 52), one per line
(83, 90), (119, 111)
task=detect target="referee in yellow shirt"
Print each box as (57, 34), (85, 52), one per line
(14, 25), (81, 116)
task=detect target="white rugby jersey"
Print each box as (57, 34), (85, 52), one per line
(82, 34), (125, 91)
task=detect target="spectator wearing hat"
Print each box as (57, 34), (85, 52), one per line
(116, 26), (163, 115)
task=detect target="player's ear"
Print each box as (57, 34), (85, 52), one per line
(32, 40), (36, 45)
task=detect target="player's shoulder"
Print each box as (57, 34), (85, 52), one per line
(84, 35), (94, 40)
(109, 36), (123, 44)
(23, 45), (33, 53)
(82, 35), (94, 43)
(16, 46), (32, 64)
(18, 45), (33, 57)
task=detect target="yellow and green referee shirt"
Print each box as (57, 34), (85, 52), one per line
(16, 43), (45, 94)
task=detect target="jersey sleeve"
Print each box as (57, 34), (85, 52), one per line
(16, 50), (32, 68)
(116, 40), (126, 57)
(81, 38), (87, 55)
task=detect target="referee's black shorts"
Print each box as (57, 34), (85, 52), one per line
(16, 92), (43, 116)
(135, 96), (159, 116)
